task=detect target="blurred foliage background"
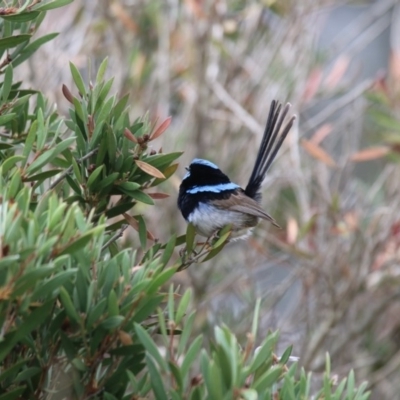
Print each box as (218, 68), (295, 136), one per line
(12, 0), (400, 398)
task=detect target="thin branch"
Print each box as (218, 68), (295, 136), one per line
(303, 78), (372, 134)
(209, 79), (263, 136)
(101, 224), (128, 251)
(49, 147), (99, 190)
(368, 348), (400, 388)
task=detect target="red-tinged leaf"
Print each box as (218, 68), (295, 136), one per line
(301, 139), (336, 167)
(135, 160), (165, 179)
(62, 84), (74, 103)
(150, 116), (172, 140)
(148, 192), (170, 199)
(123, 212), (139, 230)
(119, 330), (133, 345)
(185, 0), (207, 18)
(151, 163), (179, 186)
(372, 73), (389, 97)
(124, 128), (138, 143)
(324, 55), (350, 89)
(286, 217), (298, 245)
(350, 146), (390, 162)
(310, 124), (333, 145)
(123, 213), (155, 241)
(302, 68), (322, 103)
(390, 50), (400, 84)
(110, 2), (138, 33)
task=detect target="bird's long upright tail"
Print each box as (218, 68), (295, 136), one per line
(245, 100), (295, 200)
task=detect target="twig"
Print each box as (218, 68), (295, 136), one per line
(101, 224), (128, 251)
(368, 347), (400, 388)
(49, 147), (99, 189)
(329, 0), (396, 57)
(177, 247), (209, 271)
(303, 78), (372, 134)
(209, 79), (263, 136)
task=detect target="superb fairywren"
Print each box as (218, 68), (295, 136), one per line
(178, 100), (295, 239)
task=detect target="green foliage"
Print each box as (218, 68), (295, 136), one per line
(0, 2), (371, 399)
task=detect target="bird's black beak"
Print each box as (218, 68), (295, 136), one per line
(185, 167), (189, 171)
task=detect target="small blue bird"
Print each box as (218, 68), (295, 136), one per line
(177, 100), (295, 239)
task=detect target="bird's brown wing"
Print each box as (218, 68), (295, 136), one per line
(213, 191), (280, 228)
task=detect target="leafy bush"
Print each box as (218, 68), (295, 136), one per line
(0, 2), (370, 399)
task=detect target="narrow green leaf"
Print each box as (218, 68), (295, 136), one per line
(249, 332), (278, 374)
(0, 113), (16, 125)
(169, 361), (183, 391)
(113, 93), (130, 121)
(0, 359), (26, 383)
(87, 164), (104, 188)
(2, 11), (41, 22)
(105, 201), (135, 218)
(132, 295), (163, 324)
(65, 175), (82, 195)
(32, 0), (74, 12)
(205, 360), (224, 399)
(177, 311), (196, 356)
(347, 370), (355, 398)
(0, 34), (31, 51)
(24, 169), (62, 183)
(0, 143), (13, 150)
(107, 290), (119, 317)
(241, 389), (258, 400)
(72, 357), (87, 372)
(201, 241), (227, 262)
(15, 367), (41, 383)
(69, 62), (86, 95)
(279, 345), (293, 365)
(26, 137), (75, 174)
(59, 287), (80, 323)
(146, 354), (168, 400)
(185, 223), (196, 254)
(59, 229), (100, 256)
(168, 284), (175, 323)
(2, 64), (13, 101)
(11, 94), (31, 108)
(175, 288), (191, 324)
(146, 267), (176, 295)
(12, 33), (59, 67)
(253, 365), (283, 392)
(160, 234), (176, 267)
(128, 190), (154, 205)
(96, 57), (108, 84)
(87, 298), (107, 328)
(142, 152), (183, 170)
(134, 323), (168, 372)
(22, 120), (37, 163)
(101, 316), (124, 330)
(1, 155), (25, 175)
(0, 387), (26, 400)
(181, 334), (203, 374)
(0, 300), (53, 363)
(32, 270), (77, 300)
(118, 181), (141, 192)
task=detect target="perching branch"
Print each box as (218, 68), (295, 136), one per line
(49, 147), (99, 189)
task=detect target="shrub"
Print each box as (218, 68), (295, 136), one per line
(0, 2), (370, 399)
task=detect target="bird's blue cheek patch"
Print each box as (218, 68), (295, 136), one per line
(183, 171), (190, 179)
(187, 182), (240, 194)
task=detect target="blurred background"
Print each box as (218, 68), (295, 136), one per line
(17, 0), (400, 398)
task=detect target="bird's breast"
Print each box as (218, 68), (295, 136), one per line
(187, 202), (258, 238)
